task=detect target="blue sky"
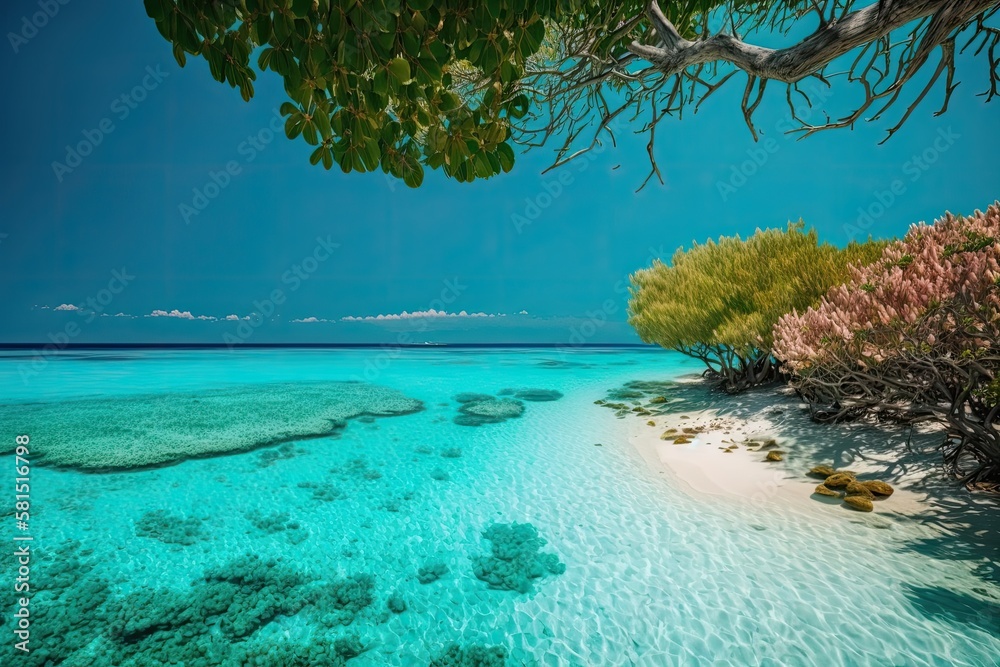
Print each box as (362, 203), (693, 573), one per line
(0, 1), (997, 344)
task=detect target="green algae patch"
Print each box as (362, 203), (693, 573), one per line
(472, 522), (565, 594)
(1, 381), (423, 471)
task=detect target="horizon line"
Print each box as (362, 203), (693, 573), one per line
(0, 342), (660, 351)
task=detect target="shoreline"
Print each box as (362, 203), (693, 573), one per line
(616, 385), (932, 520)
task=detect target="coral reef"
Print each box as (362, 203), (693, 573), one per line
(417, 561), (450, 584)
(454, 397), (526, 427)
(386, 594), (407, 614)
(99, 554), (375, 664)
(472, 523), (565, 594)
(0, 381), (423, 471)
(135, 509), (207, 546)
(297, 481), (344, 502)
(0, 540), (111, 667)
(497, 388), (564, 402)
(256, 442), (306, 468)
(430, 643), (509, 667)
(245, 510), (309, 544)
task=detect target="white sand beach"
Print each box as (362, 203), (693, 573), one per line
(623, 388), (931, 519)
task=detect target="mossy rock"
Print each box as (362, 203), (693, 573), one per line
(824, 472), (857, 488)
(672, 436), (692, 445)
(648, 396), (668, 404)
(844, 495), (874, 512)
(845, 482), (875, 500)
(813, 484), (840, 498)
(861, 480), (894, 497)
(765, 451), (784, 462)
(646, 420), (656, 426)
(808, 465), (837, 479)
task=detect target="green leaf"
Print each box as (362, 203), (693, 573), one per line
(496, 143), (515, 172)
(387, 57), (410, 82)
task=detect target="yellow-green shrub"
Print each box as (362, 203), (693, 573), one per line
(628, 223), (886, 391)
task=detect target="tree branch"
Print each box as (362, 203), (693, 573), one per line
(629, 0), (996, 83)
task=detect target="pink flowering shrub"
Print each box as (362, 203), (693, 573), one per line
(774, 203), (1000, 372)
(773, 203), (1000, 486)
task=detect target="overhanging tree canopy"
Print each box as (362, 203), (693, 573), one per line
(144, 0), (1000, 186)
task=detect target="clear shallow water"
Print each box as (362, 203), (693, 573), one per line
(0, 348), (998, 666)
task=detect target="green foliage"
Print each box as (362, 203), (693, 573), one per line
(628, 223), (887, 364)
(143, 0), (742, 186)
(143, 0), (572, 185)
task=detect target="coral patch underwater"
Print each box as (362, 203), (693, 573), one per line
(0, 381), (423, 470)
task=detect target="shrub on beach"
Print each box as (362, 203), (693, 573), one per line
(773, 203), (1000, 487)
(628, 223), (885, 392)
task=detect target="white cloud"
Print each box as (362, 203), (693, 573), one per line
(54, 304), (80, 311)
(517, 310), (528, 315)
(341, 308), (501, 322)
(291, 316), (331, 323)
(223, 314), (251, 321)
(147, 309), (216, 321)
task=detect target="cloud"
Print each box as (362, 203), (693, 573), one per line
(292, 316), (331, 323)
(517, 310), (529, 315)
(54, 304), (80, 311)
(224, 314), (251, 321)
(147, 309), (216, 321)
(341, 308), (503, 322)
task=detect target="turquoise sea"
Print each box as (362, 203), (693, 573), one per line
(1, 348), (998, 666)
